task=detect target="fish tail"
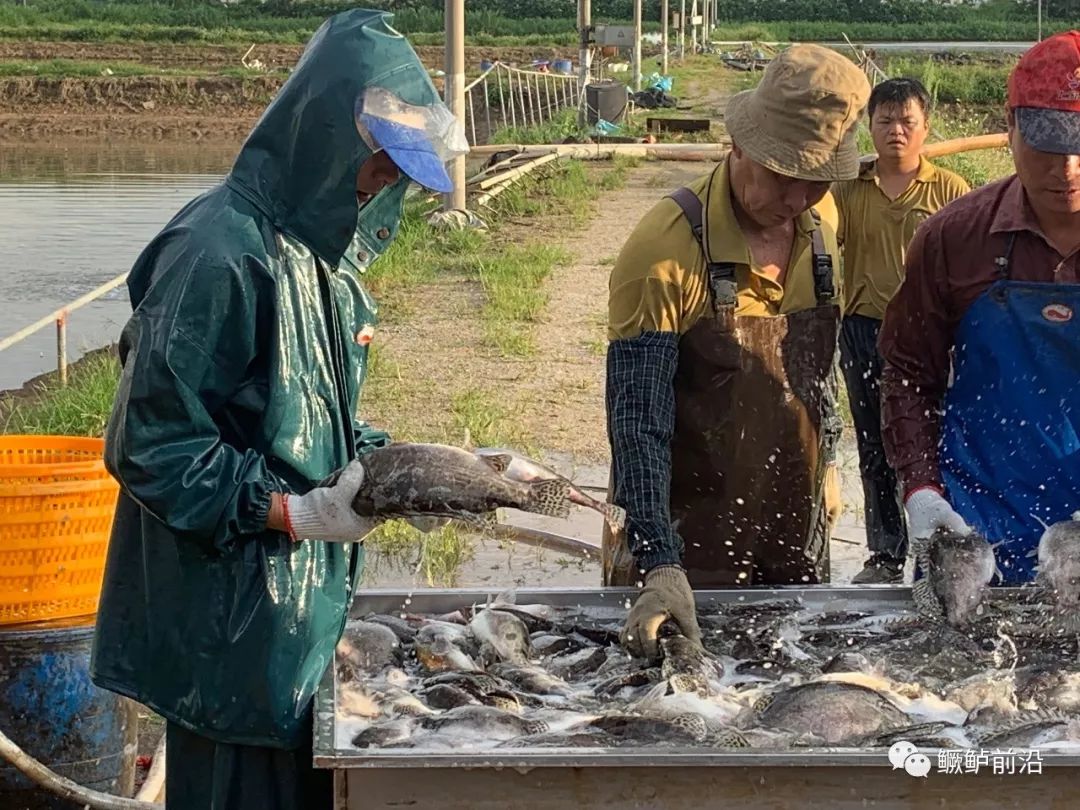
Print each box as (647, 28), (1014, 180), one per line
(912, 578), (944, 620)
(527, 479), (572, 518)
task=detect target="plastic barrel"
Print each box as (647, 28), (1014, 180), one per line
(552, 59), (573, 75)
(585, 80), (628, 125)
(0, 624), (137, 809)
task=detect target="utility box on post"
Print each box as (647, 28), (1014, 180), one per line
(592, 25), (637, 47)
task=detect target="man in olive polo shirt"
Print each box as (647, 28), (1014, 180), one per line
(833, 78), (969, 584)
(606, 45), (870, 659)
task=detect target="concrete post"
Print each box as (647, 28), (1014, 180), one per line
(443, 0), (466, 212)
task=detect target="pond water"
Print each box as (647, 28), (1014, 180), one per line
(0, 141), (236, 390)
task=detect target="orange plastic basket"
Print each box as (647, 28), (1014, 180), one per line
(0, 435), (119, 626)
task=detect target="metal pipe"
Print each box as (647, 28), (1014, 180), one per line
(0, 272), (127, 355)
(467, 85), (477, 145)
(526, 72), (536, 126)
(482, 77), (492, 142)
(442, 0), (466, 211)
(533, 72), (543, 122)
(56, 313), (67, 387)
(517, 72), (528, 128)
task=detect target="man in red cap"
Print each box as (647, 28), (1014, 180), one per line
(879, 31), (1080, 583)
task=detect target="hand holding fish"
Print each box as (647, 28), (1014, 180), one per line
(284, 459), (378, 543)
(905, 486), (971, 540)
(621, 565), (702, 660)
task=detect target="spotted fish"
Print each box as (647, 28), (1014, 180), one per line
(324, 442), (573, 526)
(911, 528), (997, 627)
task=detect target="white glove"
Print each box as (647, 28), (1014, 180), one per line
(904, 487), (971, 539)
(285, 460), (377, 543)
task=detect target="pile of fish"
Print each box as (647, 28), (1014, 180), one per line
(334, 585), (1080, 754)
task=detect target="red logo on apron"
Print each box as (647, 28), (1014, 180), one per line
(356, 325), (375, 345)
(1042, 304), (1073, 323)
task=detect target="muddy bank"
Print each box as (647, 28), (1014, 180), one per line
(0, 39), (580, 140)
(0, 74), (277, 139)
(0, 40), (578, 72)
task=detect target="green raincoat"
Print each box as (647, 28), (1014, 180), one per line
(90, 9), (440, 754)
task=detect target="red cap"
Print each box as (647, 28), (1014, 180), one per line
(1008, 31), (1080, 154)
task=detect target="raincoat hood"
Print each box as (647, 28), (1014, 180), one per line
(230, 8), (440, 265)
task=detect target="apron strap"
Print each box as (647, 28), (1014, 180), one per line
(995, 232), (1018, 280)
(667, 183), (737, 311)
(808, 209), (835, 306)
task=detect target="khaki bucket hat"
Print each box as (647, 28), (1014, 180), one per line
(725, 44), (870, 182)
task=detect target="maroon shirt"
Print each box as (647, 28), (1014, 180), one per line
(880, 175), (1080, 495)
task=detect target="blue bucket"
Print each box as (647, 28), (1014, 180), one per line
(553, 59), (573, 75)
(0, 624), (138, 809)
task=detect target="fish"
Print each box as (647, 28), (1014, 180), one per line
(470, 608), (532, 666)
(489, 663), (576, 698)
(969, 709), (1080, 748)
(1036, 513), (1080, 621)
(911, 527), (997, 627)
(472, 447), (626, 532)
(420, 670), (529, 712)
(414, 623), (480, 673)
(351, 719), (415, 749)
(418, 705), (549, 740)
(324, 442), (574, 526)
(421, 683), (480, 710)
(530, 632), (585, 656)
(341, 680), (434, 719)
(754, 681), (910, 745)
(658, 622), (724, 697)
(1016, 668), (1080, 713)
(545, 646), (610, 680)
(336, 621), (402, 679)
(362, 613), (418, 643)
(588, 713), (709, 744)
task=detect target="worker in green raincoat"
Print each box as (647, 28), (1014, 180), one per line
(89, 10), (467, 808)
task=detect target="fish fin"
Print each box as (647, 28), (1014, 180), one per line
(711, 729), (751, 749)
(909, 535), (932, 574)
(522, 719), (550, 735)
(478, 452), (513, 473)
(752, 693), (776, 714)
(602, 503), (627, 532)
(911, 578), (944, 620)
(527, 479), (572, 518)
(671, 713), (709, 741)
(493, 587), (517, 607)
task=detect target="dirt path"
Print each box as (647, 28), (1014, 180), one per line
(512, 162), (705, 463)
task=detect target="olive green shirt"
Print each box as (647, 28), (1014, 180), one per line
(833, 157), (970, 319)
(609, 158), (842, 341)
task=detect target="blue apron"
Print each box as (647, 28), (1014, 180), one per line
(940, 233), (1080, 585)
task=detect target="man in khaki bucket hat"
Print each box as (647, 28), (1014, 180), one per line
(605, 45), (870, 659)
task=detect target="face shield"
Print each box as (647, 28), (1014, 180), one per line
(355, 86), (470, 194)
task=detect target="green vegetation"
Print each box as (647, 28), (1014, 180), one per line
(0, 350), (120, 436)
(885, 57), (1012, 106)
(0, 0), (1069, 45)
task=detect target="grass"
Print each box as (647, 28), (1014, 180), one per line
(0, 349), (120, 436)
(362, 520), (476, 588)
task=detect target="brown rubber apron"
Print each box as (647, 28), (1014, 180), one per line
(603, 178), (841, 588)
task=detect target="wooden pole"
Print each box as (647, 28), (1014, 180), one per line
(690, 0), (698, 54)
(633, 0), (642, 91)
(662, 0), (669, 75)
(443, 0), (466, 211)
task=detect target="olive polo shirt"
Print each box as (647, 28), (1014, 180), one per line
(608, 158), (843, 341)
(833, 157), (970, 320)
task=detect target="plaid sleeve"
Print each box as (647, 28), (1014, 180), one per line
(606, 331), (683, 572)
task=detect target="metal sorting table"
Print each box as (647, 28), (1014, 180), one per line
(315, 587), (1080, 809)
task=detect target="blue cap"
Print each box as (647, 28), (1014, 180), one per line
(359, 114), (454, 193)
